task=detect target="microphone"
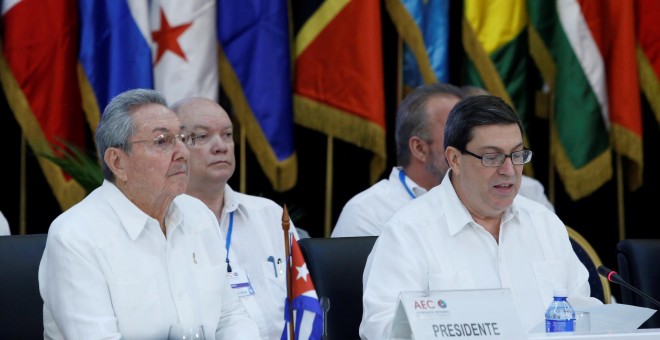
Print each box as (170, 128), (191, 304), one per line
(597, 265), (660, 309)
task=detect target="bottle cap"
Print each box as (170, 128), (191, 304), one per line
(553, 288), (568, 297)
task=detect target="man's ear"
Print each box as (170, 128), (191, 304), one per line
(409, 136), (429, 162)
(446, 146), (461, 173)
(104, 148), (128, 182)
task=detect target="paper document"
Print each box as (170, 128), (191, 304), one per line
(530, 304), (656, 333)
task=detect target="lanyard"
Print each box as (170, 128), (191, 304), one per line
(399, 169), (416, 199)
(225, 211), (234, 272)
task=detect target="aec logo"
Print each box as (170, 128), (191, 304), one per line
(413, 299), (448, 310)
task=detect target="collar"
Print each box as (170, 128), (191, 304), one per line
(101, 180), (184, 240)
(439, 171), (519, 237)
(222, 184), (250, 219)
(393, 167), (428, 198)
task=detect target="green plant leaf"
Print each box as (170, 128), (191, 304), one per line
(36, 140), (103, 194)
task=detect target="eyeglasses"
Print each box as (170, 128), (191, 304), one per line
(460, 149), (533, 167)
(127, 133), (195, 150)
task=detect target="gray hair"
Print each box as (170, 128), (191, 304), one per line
(395, 83), (463, 166)
(96, 89), (168, 181)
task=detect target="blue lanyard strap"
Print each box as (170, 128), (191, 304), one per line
(225, 211), (234, 272)
(399, 169), (416, 199)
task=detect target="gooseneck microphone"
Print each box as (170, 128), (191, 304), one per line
(597, 265), (660, 309)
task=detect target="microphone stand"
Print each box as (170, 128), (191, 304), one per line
(598, 265), (660, 309)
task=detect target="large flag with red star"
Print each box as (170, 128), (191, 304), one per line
(281, 237), (323, 340)
(150, 0), (217, 104)
(79, 0), (217, 128)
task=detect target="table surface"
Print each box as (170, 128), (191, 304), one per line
(528, 328), (660, 339)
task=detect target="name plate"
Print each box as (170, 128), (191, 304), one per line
(391, 289), (526, 339)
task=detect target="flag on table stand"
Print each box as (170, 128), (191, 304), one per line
(281, 237), (323, 340)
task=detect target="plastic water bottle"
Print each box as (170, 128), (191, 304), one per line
(545, 288), (575, 332)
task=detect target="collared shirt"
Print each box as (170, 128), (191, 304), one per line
(220, 185), (299, 340)
(39, 181), (259, 340)
(520, 176), (555, 212)
(360, 171), (600, 339)
(332, 167), (426, 237)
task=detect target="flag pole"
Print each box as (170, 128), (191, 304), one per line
(324, 136), (334, 237)
(282, 205), (295, 340)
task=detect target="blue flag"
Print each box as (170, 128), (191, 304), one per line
(217, 0), (297, 191)
(385, 0), (450, 89)
(78, 0), (153, 121)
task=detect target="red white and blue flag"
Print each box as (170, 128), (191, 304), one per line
(281, 237), (323, 340)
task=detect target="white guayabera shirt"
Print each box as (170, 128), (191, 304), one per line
(39, 181), (259, 340)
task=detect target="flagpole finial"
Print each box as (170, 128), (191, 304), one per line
(282, 204), (291, 233)
(282, 203), (295, 340)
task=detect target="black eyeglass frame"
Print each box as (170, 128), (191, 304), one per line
(460, 148), (533, 167)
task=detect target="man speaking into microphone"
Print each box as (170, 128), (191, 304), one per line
(360, 96), (603, 339)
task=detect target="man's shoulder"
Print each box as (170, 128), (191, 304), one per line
(344, 177), (402, 206)
(232, 191), (283, 211)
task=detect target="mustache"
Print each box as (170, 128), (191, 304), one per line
(167, 162), (188, 176)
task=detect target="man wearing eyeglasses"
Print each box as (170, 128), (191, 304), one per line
(38, 89), (259, 339)
(171, 96), (300, 340)
(360, 95), (600, 339)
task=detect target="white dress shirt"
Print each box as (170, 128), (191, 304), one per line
(220, 185), (299, 340)
(0, 210), (9, 235)
(39, 181), (259, 340)
(360, 172), (599, 339)
(332, 167), (426, 237)
(520, 175), (555, 212)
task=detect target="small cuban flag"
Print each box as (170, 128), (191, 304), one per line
(281, 237), (323, 340)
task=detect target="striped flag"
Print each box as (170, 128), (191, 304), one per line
(1, 0), (86, 209)
(217, 0), (297, 191)
(294, 0), (386, 182)
(636, 0), (660, 127)
(463, 0), (531, 128)
(151, 0), (217, 104)
(529, 0), (643, 200)
(78, 0), (153, 130)
(281, 237), (323, 340)
(385, 0), (450, 93)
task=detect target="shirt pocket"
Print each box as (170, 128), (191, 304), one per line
(531, 260), (570, 301)
(428, 270), (475, 291)
(262, 261), (286, 298)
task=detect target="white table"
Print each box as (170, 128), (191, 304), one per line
(528, 329), (660, 339)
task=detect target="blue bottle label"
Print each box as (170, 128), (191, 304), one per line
(546, 319), (574, 332)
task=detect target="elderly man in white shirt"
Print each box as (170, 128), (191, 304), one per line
(39, 89), (259, 339)
(360, 95), (599, 339)
(172, 97), (299, 340)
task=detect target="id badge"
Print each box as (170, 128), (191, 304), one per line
(226, 265), (255, 297)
